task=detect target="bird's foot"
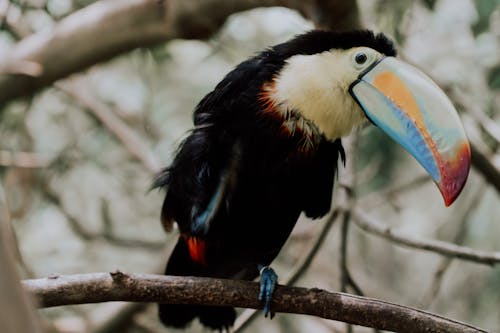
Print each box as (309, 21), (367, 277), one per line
(258, 265), (278, 318)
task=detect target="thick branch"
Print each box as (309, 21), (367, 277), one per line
(352, 208), (500, 266)
(0, 0), (327, 106)
(23, 272), (486, 333)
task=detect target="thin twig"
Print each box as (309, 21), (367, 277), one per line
(0, 150), (51, 168)
(340, 212), (353, 333)
(470, 141), (500, 194)
(23, 272), (488, 333)
(418, 183), (485, 309)
(359, 174), (430, 209)
(352, 208), (500, 266)
(339, 133), (370, 332)
(39, 178), (164, 250)
(56, 79), (160, 175)
(450, 87), (500, 144)
(340, 213), (365, 296)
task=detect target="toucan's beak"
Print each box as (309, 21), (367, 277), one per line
(349, 57), (471, 206)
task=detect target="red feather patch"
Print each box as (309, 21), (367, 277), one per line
(258, 81), (321, 155)
(183, 235), (207, 265)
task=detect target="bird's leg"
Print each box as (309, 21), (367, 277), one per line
(257, 264), (278, 318)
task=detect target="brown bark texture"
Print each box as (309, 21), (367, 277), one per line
(23, 272), (487, 333)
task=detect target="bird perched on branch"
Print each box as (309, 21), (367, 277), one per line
(154, 30), (470, 330)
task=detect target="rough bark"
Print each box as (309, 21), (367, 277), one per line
(23, 272), (487, 333)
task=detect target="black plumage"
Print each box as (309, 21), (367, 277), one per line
(154, 30), (396, 330)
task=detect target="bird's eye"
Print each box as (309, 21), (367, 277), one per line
(355, 52), (367, 65)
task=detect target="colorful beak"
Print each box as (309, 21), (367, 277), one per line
(349, 57), (471, 206)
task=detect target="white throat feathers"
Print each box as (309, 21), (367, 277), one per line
(268, 48), (383, 141)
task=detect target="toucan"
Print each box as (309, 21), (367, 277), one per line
(153, 30), (471, 330)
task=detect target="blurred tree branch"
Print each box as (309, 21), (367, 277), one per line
(470, 141), (500, 194)
(0, 150), (51, 168)
(444, 87), (500, 193)
(38, 177), (165, 250)
(56, 79), (161, 174)
(23, 271), (487, 333)
(418, 183), (485, 309)
(0, 0), (359, 107)
(352, 208), (500, 266)
(338, 135), (365, 297)
(0, 186), (43, 333)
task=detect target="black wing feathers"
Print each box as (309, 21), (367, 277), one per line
(302, 139), (344, 219)
(157, 126), (234, 234)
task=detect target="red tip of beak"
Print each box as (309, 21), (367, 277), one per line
(437, 143), (471, 206)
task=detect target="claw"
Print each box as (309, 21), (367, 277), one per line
(258, 265), (278, 318)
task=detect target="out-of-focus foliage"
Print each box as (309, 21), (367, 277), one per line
(0, 0), (499, 332)
(472, 0), (500, 35)
(421, 0), (437, 10)
(489, 63), (500, 89)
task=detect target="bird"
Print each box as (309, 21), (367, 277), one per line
(153, 30), (471, 331)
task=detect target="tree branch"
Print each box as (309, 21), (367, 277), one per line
(352, 208), (500, 266)
(470, 141), (500, 194)
(0, 150), (51, 168)
(56, 79), (161, 174)
(23, 272), (487, 333)
(418, 183), (485, 309)
(0, 0), (333, 106)
(0, 186), (43, 333)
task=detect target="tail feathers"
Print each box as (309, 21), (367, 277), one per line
(158, 304), (200, 328)
(199, 306), (236, 331)
(158, 237), (236, 330)
(158, 304), (236, 331)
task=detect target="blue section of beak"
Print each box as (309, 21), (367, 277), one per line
(352, 79), (441, 182)
(349, 57), (471, 206)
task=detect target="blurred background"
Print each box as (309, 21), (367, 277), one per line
(0, 0), (499, 332)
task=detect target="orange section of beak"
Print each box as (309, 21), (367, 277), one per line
(371, 70), (471, 206)
(350, 57), (471, 206)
